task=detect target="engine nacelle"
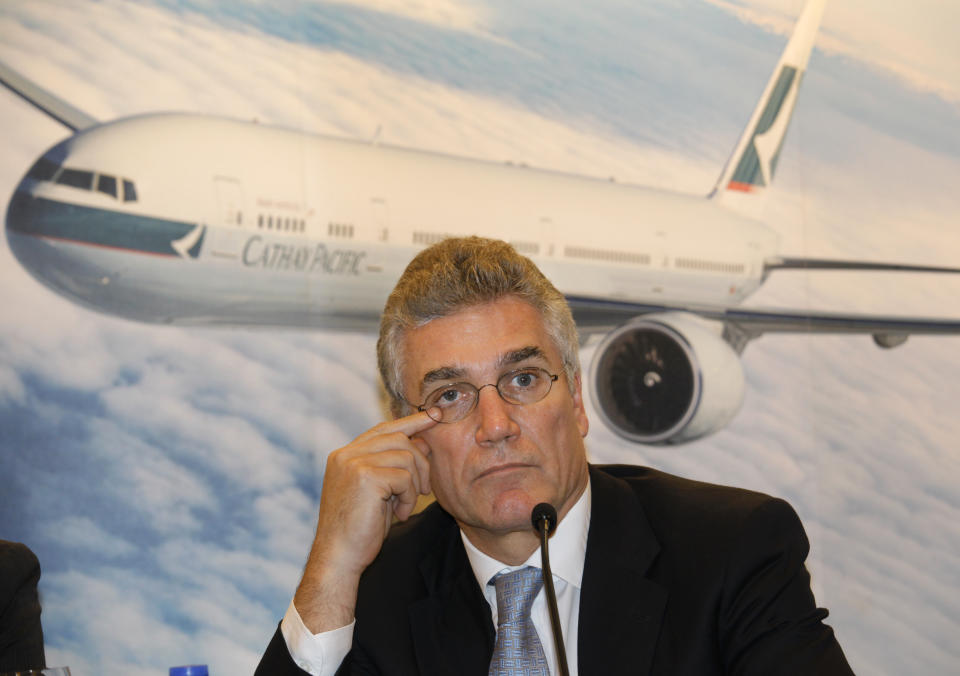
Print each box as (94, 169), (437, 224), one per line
(590, 312), (745, 444)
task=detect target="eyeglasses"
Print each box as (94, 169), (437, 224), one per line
(414, 367), (560, 424)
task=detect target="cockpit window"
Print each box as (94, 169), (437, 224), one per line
(122, 179), (138, 202)
(27, 157), (61, 181)
(56, 168), (94, 190)
(97, 174), (118, 198)
(28, 159), (138, 202)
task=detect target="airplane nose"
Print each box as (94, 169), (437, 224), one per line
(5, 177), (118, 307)
(6, 142), (71, 258)
(6, 186), (50, 267)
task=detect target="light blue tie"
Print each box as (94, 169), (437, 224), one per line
(488, 566), (551, 676)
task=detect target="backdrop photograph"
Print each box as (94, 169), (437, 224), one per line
(1, 0), (958, 673)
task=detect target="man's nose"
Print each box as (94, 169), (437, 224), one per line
(474, 385), (520, 446)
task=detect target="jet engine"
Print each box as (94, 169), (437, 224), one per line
(590, 312), (744, 444)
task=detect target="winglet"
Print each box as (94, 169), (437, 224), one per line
(0, 59), (99, 131)
(709, 0), (827, 199)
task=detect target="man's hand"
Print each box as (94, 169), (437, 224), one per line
(294, 411), (438, 634)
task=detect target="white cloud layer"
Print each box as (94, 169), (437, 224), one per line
(706, 0), (960, 103)
(1, 0), (958, 673)
(328, 0), (490, 33)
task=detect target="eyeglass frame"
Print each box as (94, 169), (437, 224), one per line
(410, 366), (560, 424)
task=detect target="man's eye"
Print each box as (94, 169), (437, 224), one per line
(509, 370), (538, 388)
(433, 387), (467, 407)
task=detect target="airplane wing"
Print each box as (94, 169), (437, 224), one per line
(0, 59), (98, 131)
(764, 256), (960, 274)
(567, 295), (960, 352)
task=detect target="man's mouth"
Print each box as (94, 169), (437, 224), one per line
(475, 463), (534, 480)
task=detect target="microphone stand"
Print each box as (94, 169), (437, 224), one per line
(533, 503), (570, 676)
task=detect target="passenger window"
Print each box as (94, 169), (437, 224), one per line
(122, 179), (138, 202)
(27, 157), (61, 181)
(57, 168), (94, 190)
(97, 174), (118, 198)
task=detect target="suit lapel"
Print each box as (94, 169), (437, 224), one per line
(406, 467), (667, 675)
(578, 467), (667, 675)
(409, 522), (495, 676)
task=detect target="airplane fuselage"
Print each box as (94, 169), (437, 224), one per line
(6, 113), (779, 330)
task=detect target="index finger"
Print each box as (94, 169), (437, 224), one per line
(375, 408), (440, 438)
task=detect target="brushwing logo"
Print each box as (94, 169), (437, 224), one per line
(171, 223), (206, 258)
(728, 65), (802, 192)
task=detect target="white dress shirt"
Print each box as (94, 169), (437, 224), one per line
(281, 480), (592, 676)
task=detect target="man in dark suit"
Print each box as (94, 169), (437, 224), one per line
(257, 237), (852, 675)
(0, 539), (46, 672)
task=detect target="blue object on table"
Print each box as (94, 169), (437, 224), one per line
(169, 666), (208, 676)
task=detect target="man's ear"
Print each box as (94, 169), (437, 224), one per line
(571, 372), (589, 438)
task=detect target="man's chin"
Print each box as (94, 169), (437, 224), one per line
(483, 489), (549, 533)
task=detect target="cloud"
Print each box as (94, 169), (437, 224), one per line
(40, 516), (138, 559)
(0, 362), (26, 404)
(41, 565), (268, 673)
(704, 0), (960, 103)
(1, 0), (959, 674)
(326, 0), (491, 34)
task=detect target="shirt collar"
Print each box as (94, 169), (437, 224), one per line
(461, 476), (592, 590)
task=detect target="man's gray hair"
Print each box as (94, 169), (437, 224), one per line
(377, 236), (580, 416)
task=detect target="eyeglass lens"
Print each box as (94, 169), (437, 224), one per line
(421, 368), (556, 423)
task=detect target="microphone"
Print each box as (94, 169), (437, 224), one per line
(531, 502), (557, 535)
(531, 502), (569, 676)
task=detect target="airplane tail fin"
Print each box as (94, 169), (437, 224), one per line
(709, 0), (827, 200)
(0, 59), (98, 131)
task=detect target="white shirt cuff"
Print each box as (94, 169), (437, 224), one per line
(280, 600), (355, 676)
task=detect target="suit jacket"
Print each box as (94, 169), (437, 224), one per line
(257, 465), (853, 675)
(0, 540), (46, 672)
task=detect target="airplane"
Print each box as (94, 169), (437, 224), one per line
(3, 0), (959, 446)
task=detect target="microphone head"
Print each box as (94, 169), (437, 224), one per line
(531, 502), (558, 534)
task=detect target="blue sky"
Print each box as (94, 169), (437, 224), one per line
(1, 0), (959, 673)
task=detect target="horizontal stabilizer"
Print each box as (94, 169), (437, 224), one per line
(0, 59), (98, 131)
